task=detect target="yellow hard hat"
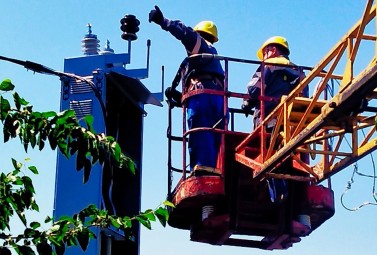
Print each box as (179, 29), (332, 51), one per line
(257, 36), (290, 60)
(194, 20), (218, 42)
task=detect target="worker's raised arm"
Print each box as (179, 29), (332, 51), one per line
(149, 6), (199, 54)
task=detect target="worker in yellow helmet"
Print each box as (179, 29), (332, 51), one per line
(256, 36), (290, 61)
(149, 6), (226, 171)
(242, 36), (307, 204)
(242, 36), (305, 129)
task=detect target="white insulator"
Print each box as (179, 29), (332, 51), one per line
(81, 36), (100, 55)
(100, 39), (115, 55)
(81, 24), (100, 55)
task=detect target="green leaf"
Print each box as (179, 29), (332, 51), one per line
(35, 117), (44, 132)
(17, 245), (35, 255)
(58, 109), (76, 120)
(22, 189), (34, 208)
(31, 202), (39, 212)
(30, 221), (40, 229)
(29, 127), (36, 148)
(112, 142), (121, 162)
(0, 96), (10, 121)
(22, 176), (35, 193)
(84, 115), (94, 132)
(80, 204), (98, 216)
(83, 158), (91, 184)
(135, 216), (151, 230)
(13, 92), (29, 111)
(44, 216), (53, 223)
(77, 228), (90, 251)
(36, 242), (53, 255)
(66, 235), (77, 247)
(53, 242), (66, 255)
(24, 227), (36, 238)
(127, 159), (136, 174)
(110, 217), (122, 228)
(90, 142), (99, 164)
(41, 111), (57, 119)
(142, 209), (156, 221)
(48, 132), (57, 150)
(11, 158), (22, 170)
(154, 207), (169, 227)
(3, 129), (10, 143)
(38, 135), (45, 151)
(17, 211), (27, 226)
(163, 200), (175, 208)
(122, 216), (132, 229)
(30, 111), (41, 119)
(76, 151), (86, 170)
(0, 79), (15, 91)
(57, 216), (75, 225)
(57, 139), (69, 158)
(28, 166), (38, 175)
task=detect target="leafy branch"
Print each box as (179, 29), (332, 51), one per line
(0, 79), (173, 254)
(0, 78), (135, 182)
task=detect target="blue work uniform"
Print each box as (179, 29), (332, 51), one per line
(246, 56), (304, 129)
(246, 56), (304, 203)
(161, 18), (225, 169)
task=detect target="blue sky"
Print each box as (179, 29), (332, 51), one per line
(1, 1), (377, 255)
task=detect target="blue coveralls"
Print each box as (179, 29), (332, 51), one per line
(161, 18), (225, 169)
(246, 56), (304, 203)
(246, 56), (303, 128)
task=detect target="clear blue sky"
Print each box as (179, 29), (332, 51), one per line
(1, 1), (377, 255)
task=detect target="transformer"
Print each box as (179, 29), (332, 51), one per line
(53, 22), (162, 255)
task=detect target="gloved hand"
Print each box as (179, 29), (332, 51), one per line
(165, 87), (182, 108)
(241, 99), (253, 117)
(149, 5), (164, 25)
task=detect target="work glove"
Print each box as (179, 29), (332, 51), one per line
(149, 5), (164, 25)
(165, 87), (182, 108)
(241, 99), (253, 117)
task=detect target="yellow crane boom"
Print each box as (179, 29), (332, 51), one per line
(235, 0), (377, 183)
